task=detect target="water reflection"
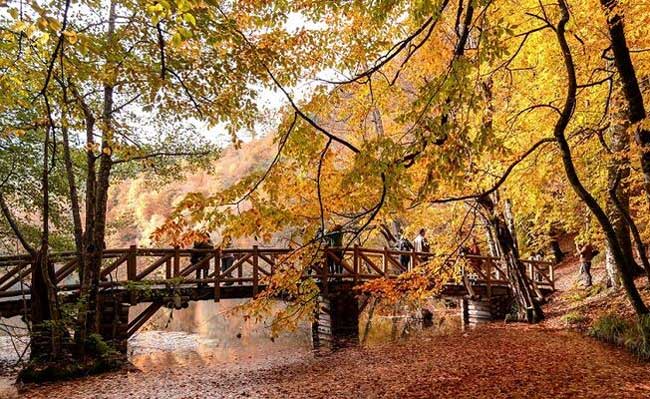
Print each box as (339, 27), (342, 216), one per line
(359, 299), (462, 346)
(128, 299), (313, 371)
(0, 297), (460, 397)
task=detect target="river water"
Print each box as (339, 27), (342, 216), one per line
(0, 299), (457, 398)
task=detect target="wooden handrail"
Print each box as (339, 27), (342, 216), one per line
(0, 246), (557, 302)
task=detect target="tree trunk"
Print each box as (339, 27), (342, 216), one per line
(33, 116), (64, 359)
(599, 0), (650, 203)
(361, 298), (376, 345)
(604, 79), (634, 288)
(549, 239), (564, 264)
(555, 0), (648, 316)
(478, 196), (544, 322)
(74, 103), (96, 355)
(479, 211), (499, 257)
(503, 199), (519, 253)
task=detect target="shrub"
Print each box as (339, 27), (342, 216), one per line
(562, 311), (587, 326)
(86, 333), (117, 358)
(622, 315), (650, 359)
(590, 313), (650, 360)
(589, 313), (629, 344)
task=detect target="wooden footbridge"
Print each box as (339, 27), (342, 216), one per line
(0, 246), (555, 350)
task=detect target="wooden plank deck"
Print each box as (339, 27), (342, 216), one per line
(0, 246), (556, 319)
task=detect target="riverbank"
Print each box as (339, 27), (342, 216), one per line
(10, 323), (650, 399)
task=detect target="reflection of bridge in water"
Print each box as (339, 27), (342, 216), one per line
(0, 246), (555, 350)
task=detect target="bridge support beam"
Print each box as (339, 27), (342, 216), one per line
(312, 286), (359, 350)
(98, 299), (130, 354)
(460, 294), (513, 328)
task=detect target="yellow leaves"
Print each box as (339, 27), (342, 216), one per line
(84, 142), (100, 153)
(37, 18), (48, 30)
(47, 17), (61, 32)
(38, 32), (50, 45)
(8, 8), (19, 20)
(183, 13), (196, 27)
(63, 30), (78, 44)
(147, 3), (165, 14)
(11, 20), (28, 33)
(2, 128), (26, 139)
(175, 0), (191, 13)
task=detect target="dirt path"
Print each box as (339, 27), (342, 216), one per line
(13, 324), (650, 399)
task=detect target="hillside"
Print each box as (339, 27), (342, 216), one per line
(106, 135), (275, 247)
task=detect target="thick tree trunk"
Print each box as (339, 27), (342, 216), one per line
(600, 0), (650, 202)
(74, 103), (96, 354)
(31, 252), (62, 360)
(85, 0), (117, 337)
(33, 117), (64, 360)
(555, 0), (648, 316)
(604, 81), (634, 288)
(79, 0), (117, 339)
(503, 199), (519, 253)
(478, 196), (544, 322)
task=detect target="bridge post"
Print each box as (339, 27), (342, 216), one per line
(252, 245), (259, 296)
(127, 245), (137, 281)
(312, 284), (360, 350)
(127, 245), (137, 304)
(353, 245), (359, 284)
(214, 248), (221, 302)
(460, 293), (513, 328)
(98, 299), (130, 354)
(173, 246), (180, 277)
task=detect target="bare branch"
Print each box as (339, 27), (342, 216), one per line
(317, 138), (333, 232)
(0, 193), (36, 256)
(321, 0), (450, 86)
(427, 138), (555, 205)
(112, 150), (212, 164)
(225, 113), (298, 206)
(214, 5), (360, 154)
(157, 21), (166, 79)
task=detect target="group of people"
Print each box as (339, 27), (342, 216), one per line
(190, 234), (235, 286)
(396, 228), (430, 270)
(316, 225), (344, 275)
(188, 227), (600, 289)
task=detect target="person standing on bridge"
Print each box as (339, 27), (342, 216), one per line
(324, 225), (344, 277)
(191, 233), (214, 288)
(397, 231), (413, 271)
(413, 228), (430, 263)
(221, 236), (235, 286)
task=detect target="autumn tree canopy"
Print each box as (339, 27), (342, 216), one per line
(3, 0), (650, 373)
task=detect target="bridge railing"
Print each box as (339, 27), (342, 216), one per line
(0, 246), (555, 301)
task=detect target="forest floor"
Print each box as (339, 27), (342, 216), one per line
(541, 253), (650, 331)
(7, 256), (650, 399)
(11, 323), (650, 399)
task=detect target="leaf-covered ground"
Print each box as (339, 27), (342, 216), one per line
(14, 323), (650, 399)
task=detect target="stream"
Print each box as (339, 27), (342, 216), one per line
(0, 299), (458, 398)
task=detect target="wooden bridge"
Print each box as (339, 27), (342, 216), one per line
(0, 246), (555, 350)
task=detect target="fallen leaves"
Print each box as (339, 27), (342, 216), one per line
(17, 322), (650, 399)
